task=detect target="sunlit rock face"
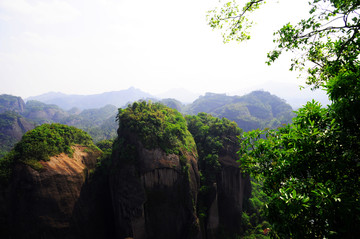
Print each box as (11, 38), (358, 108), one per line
(8, 146), (114, 239)
(110, 136), (201, 239)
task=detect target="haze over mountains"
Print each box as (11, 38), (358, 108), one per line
(25, 85), (330, 110)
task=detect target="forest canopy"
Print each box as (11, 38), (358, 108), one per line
(116, 101), (196, 155)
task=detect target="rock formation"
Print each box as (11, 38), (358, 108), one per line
(186, 113), (252, 238)
(201, 149), (251, 239)
(7, 145), (113, 239)
(110, 136), (200, 239)
(215, 155), (251, 236)
(0, 103), (255, 239)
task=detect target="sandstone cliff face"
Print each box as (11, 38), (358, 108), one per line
(110, 137), (200, 239)
(8, 145), (112, 239)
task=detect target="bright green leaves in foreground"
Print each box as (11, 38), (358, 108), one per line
(208, 0), (360, 88)
(239, 101), (360, 238)
(207, 0), (265, 43)
(117, 101), (196, 155)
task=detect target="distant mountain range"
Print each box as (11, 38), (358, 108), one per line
(26, 87), (153, 110)
(229, 81), (330, 109)
(1, 90), (296, 157)
(26, 84), (330, 110)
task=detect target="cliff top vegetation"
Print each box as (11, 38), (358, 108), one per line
(117, 101), (196, 155)
(0, 123), (97, 184)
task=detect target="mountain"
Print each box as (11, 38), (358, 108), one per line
(26, 87), (153, 110)
(184, 90), (295, 132)
(23, 100), (70, 124)
(0, 90), (295, 157)
(0, 102), (252, 238)
(229, 81), (330, 109)
(0, 94), (25, 114)
(0, 111), (35, 157)
(0, 124), (112, 238)
(0, 94), (118, 156)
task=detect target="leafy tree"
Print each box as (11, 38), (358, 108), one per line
(239, 101), (360, 238)
(208, 0), (360, 238)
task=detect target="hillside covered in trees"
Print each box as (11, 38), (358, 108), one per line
(0, 90), (294, 157)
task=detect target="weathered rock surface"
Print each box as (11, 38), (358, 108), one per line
(110, 138), (201, 239)
(7, 146), (113, 239)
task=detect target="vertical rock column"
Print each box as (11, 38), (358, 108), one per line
(110, 139), (200, 239)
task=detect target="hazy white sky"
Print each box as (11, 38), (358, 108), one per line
(0, 0), (313, 99)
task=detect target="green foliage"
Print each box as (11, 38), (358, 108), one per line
(0, 123), (95, 185)
(207, 0), (265, 43)
(0, 151), (15, 186)
(241, 179), (270, 239)
(186, 112), (241, 181)
(208, 0), (360, 89)
(94, 139), (114, 175)
(14, 123), (95, 168)
(117, 101), (196, 155)
(239, 101), (360, 238)
(96, 139), (114, 154)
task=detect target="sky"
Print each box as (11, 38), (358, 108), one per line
(0, 0), (328, 105)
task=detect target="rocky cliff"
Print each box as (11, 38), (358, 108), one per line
(7, 145), (109, 238)
(110, 140), (200, 239)
(0, 103), (255, 239)
(110, 101), (201, 239)
(201, 141), (251, 239)
(186, 113), (252, 238)
(214, 155), (251, 236)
